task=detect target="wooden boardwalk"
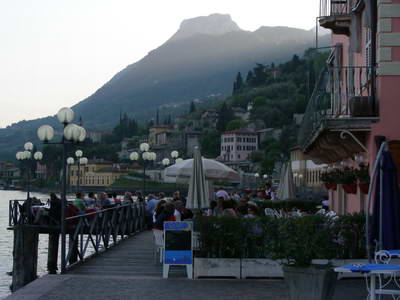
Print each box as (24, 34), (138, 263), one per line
(69, 230), (185, 278)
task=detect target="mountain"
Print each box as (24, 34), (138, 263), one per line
(168, 13), (241, 42)
(0, 14), (330, 160)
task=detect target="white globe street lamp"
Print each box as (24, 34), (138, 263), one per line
(57, 107), (74, 124)
(140, 142), (149, 152)
(162, 158), (170, 166)
(15, 143), (43, 220)
(175, 158), (183, 164)
(129, 145), (154, 195)
(24, 142), (34, 151)
(171, 151), (179, 159)
(75, 150), (83, 158)
(35, 107), (87, 274)
(37, 125), (55, 142)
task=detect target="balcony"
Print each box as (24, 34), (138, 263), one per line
(298, 66), (378, 164)
(319, 0), (357, 35)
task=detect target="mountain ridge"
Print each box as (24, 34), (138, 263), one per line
(0, 14), (330, 160)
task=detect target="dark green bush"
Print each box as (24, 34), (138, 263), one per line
(195, 213), (366, 261)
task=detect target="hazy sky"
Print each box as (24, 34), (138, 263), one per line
(0, 0), (319, 128)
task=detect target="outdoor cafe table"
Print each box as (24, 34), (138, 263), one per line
(335, 263), (400, 300)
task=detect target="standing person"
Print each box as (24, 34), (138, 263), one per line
(172, 191), (181, 202)
(73, 192), (86, 212)
(265, 183), (276, 201)
(84, 192), (96, 208)
(145, 194), (159, 228)
(48, 193), (61, 223)
(216, 187), (229, 200)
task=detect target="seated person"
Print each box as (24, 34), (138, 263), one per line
(153, 203), (176, 230)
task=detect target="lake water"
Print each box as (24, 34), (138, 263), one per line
(0, 190), (50, 299)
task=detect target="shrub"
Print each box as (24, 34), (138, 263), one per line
(194, 214), (366, 261)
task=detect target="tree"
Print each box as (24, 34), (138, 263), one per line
(216, 102), (235, 132)
(189, 101), (196, 113)
(232, 72), (244, 94)
(225, 119), (246, 131)
(200, 131), (221, 158)
(246, 70), (254, 85)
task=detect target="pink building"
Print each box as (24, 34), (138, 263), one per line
(299, 0), (400, 214)
(220, 130), (258, 162)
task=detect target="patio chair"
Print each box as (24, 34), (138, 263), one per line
(152, 229), (164, 264)
(264, 208), (281, 218)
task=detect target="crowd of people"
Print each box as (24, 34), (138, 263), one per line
(26, 183), (278, 226)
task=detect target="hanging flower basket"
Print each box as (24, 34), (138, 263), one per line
(324, 183), (337, 190)
(342, 183), (357, 194)
(358, 181), (369, 194)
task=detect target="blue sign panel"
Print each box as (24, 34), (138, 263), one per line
(165, 250), (193, 265)
(164, 221), (192, 266)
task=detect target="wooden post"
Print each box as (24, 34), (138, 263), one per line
(11, 225), (39, 292)
(69, 233), (78, 265)
(47, 233), (59, 274)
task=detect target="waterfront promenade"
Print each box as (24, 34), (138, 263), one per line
(6, 230), (369, 300)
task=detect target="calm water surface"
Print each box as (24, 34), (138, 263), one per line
(0, 190), (50, 299)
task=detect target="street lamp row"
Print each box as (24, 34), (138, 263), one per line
(36, 107), (87, 274)
(67, 150), (88, 192)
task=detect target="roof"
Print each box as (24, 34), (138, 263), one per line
(222, 130), (258, 135)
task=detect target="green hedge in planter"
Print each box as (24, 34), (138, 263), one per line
(194, 213), (366, 260)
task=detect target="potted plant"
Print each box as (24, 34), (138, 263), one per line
(337, 168), (357, 194)
(320, 170), (338, 191)
(277, 215), (338, 300)
(355, 165), (370, 194)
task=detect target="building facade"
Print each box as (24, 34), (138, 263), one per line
(220, 130), (258, 162)
(298, 0), (400, 214)
(69, 160), (128, 187)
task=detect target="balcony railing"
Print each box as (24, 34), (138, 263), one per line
(320, 0), (352, 18)
(298, 65), (376, 150)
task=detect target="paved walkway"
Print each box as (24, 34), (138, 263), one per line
(6, 231), (369, 300)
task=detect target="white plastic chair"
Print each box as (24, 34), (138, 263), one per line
(152, 229), (164, 264)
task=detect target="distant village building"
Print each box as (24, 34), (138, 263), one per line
(232, 107), (249, 121)
(201, 109), (219, 128)
(148, 125), (173, 146)
(35, 162), (47, 179)
(69, 159), (128, 187)
(0, 162), (20, 185)
(220, 130), (258, 162)
(87, 130), (107, 143)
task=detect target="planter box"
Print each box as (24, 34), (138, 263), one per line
(241, 259), (283, 278)
(194, 258), (240, 279)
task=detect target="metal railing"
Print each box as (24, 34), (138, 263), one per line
(64, 203), (145, 270)
(9, 199), (146, 271)
(319, 0), (354, 17)
(298, 65), (376, 150)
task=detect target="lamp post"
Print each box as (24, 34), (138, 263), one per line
(16, 143), (43, 200)
(66, 157), (74, 193)
(36, 107), (86, 274)
(68, 150), (88, 192)
(254, 173), (259, 189)
(171, 150), (179, 164)
(129, 143), (156, 196)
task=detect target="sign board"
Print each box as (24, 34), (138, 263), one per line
(163, 221), (193, 279)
